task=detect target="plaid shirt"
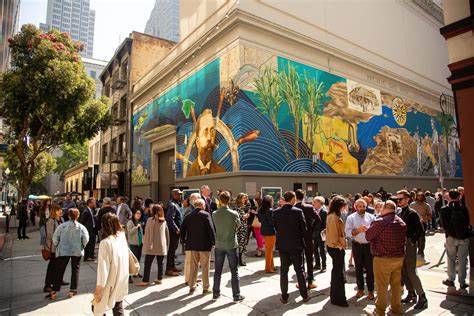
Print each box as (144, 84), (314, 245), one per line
(366, 213), (407, 257)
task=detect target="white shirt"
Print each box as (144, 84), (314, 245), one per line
(344, 211), (375, 244)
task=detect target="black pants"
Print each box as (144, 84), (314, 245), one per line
(327, 247), (347, 305)
(313, 232), (326, 268)
(279, 250), (308, 300)
(5, 214), (9, 233)
(166, 231), (179, 270)
(84, 230), (96, 260)
(52, 256), (81, 292)
(143, 255), (164, 282)
(418, 222), (428, 256)
(129, 244), (142, 262)
(303, 236), (314, 283)
(352, 242), (374, 291)
(45, 253), (57, 287)
(17, 219), (27, 238)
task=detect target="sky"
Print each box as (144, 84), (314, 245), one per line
(19, 0), (157, 61)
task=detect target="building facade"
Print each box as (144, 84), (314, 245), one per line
(64, 161), (87, 194)
(145, 0), (179, 43)
(82, 57), (107, 98)
(40, 0), (95, 57)
(1, 0), (20, 72)
(130, 0), (463, 202)
(97, 32), (175, 199)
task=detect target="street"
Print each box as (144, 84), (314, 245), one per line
(0, 226), (473, 315)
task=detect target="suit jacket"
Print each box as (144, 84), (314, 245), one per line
(273, 204), (307, 252)
(294, 202), (321, 238)
(166, 199), (182, 234)
(181, 208), (215, 251)
(80, 207), (96, 233)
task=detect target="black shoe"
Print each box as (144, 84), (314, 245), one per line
(302, 296), (311, 303)
(442, 279), (455, 287)
(460, 283), (469, 290)
(280, 296), (289, 304)
(314, 264), (321, 270)
(61, 281), (69, 286)
(401, 292), (417, 304)
(413, 295), (427, 310)
(43, 286), (53, 293)
(234, 295), (245, 302)
(213, 293), (220, 300)
(24, 236), (30, 239)
(331, 300), (349, 307)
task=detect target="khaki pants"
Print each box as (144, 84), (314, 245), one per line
(189, 251), (211, 290)
(374, 256), (404, 315)
(184, 250), (191, 283)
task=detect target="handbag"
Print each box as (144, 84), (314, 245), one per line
(251, 214), (261, 228)
(128, 248), (140, 275)
(41, 223), (51, 261)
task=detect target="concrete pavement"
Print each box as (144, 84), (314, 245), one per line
(0, 229), (473, 315)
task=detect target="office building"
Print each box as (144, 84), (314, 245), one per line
(40, 0), (95, 58)
(145, 0), (179, 43)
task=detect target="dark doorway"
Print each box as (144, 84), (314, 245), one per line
(158, 149), (175, 203)
(293, 183), (303, 191)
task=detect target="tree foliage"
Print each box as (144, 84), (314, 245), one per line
(0, 24), (111, 199)
(55, 142), (88, 178)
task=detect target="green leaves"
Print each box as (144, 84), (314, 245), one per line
(0, 24), (112, 198)
(181, 99), (195, 119)
(54, 142), (88, 178)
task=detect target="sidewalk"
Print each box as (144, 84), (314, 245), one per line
(0, 231), (473, 315)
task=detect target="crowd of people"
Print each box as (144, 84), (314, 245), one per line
(31, 185), (471, 315)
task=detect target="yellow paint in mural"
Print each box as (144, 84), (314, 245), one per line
(303, 115), (359, 174)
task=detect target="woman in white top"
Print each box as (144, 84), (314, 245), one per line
(93, 213), (129, 316)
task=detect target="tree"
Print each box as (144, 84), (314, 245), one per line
(280, 63), (303, 158)
(0, 25), (111, 199)
(302, 74), (324, 153)
(54, 142), (88, 179)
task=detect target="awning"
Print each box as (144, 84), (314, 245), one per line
(96, 172), (119, 189)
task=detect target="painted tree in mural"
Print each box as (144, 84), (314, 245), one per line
(253, 66), (291, 161)
(302, 74), (325, 154)
(436, 112), (455, 163)
(280, 63), (304, 158)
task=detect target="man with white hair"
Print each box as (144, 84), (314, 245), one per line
(345, 198), (376, 300)
(200, 185), (217, 213)
(180, 198), (215, 294)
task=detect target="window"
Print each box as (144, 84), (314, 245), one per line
(102, 143), (108, 163)
(118, 134), (125, 154)
(111, 103), (118, 119)
(119, 95), (126, 118)
(111, 138), (117, 154)
(90, 70), (96, 79)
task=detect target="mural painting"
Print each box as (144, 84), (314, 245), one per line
(131, 45), (462, 185)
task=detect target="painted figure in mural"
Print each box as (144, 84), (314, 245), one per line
(414, 132), (422, 175)
(188, 109), (225, 177)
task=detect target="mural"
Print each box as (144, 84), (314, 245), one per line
(132, 46), (462, 184)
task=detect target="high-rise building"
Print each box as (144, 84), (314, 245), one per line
(1, 0), (21, 72)
(145, 0), (179, 43)
(40, 0), (95, 58)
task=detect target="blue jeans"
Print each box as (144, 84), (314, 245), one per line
(446, 236), (470, 285)
(213, 248), (240, 298)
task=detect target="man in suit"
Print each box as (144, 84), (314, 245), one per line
(80, 198), (97, 261)
(312, 196), (327, 272)
(181, 198), (215, 294)
(273, 191), (310, 304)
(294, 189), (320, 289)
(166, 189), (183, 276)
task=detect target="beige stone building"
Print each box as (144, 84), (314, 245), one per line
(64, 162), (87, 195)
(97, 32), (175, 199)
(130, 0), (463, 202)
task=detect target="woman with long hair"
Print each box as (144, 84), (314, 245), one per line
(235, 193), (250, 266)
(48, 208), (89, 300)
(42, 204), (62, 293)
(136, 204), (169, 286)
(93, 213), (129, 315)
(257, 195), (276, 273)
(127, 209), (144, 281)
(326, 196), (348, 307)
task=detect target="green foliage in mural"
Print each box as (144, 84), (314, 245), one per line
(302, 74), (325, 153)
(280, 63), (304, 158)
(436, 111), (456, 163)
(253, 66), (282, 130)
(181, 99), (195, 120)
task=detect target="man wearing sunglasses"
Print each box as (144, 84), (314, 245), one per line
(396, 190), (427, 310)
